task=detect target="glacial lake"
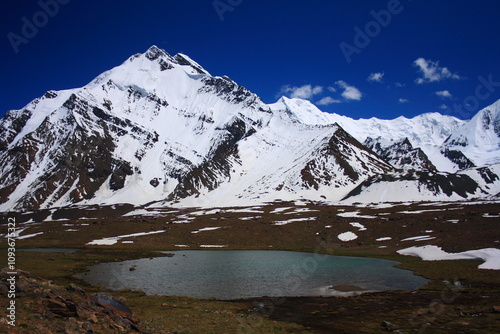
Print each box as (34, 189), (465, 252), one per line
(79, 250), (427, 300)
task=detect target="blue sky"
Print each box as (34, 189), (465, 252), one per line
(1, 0), (499, 120)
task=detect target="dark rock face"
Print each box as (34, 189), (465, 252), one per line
(478, 166), (500, 184)
(0, 109), (32, 152)
(343, 170), (481, 200)
(365, 137), (436, 171)
(301, 126), (394, 191)
(441, 149), (476, 170)
(173, 54), (207, 74)
(168, 117), (255, 200)
(199, 76), (263, 108)
(0, 93), (155, 210)
(481, 108), (500, 136)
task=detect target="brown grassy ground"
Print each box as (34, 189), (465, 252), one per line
(0, 201), (499, 333)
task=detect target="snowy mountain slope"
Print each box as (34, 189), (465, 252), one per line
(271, 97), (467, 172)
(442, 100), (500, 167)
(0, 46), (269, 210)
(0, 46), (499, 211)
(0, 46), (394, 211)
(342, 163), (500, 203)
(167, 121), (394, 208)
(273, 97), (463, 144)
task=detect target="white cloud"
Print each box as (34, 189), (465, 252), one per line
(327, 86), (337, 92)
(399, 98), (409, 103)
(367, 72), (384, 82)
(280, 84), (323, 99)
(439, 104), (449, 110)
(435, 90), (453, 99)
(316, 96), (342, 106)
(395, 82), (406, 87)
(413, 58), (462, 84)
(336, 80), (362, 101)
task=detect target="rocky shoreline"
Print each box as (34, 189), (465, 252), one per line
(0, 269), (146, 334)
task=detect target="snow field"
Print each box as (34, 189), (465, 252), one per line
(337, 232), (358, 242)
(86, 230), (166, 245)
(398, 245), (500, 270)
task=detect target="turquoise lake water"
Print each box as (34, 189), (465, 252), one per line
(79, 250), (427, 300)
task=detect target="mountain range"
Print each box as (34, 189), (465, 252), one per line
(1, 46), (499, 212)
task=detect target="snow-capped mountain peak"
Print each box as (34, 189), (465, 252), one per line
(0, 46), (499, 211)
(443, 99), (500, 167)
(270, 97), (334, 125)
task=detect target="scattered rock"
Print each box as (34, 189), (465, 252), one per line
(380, 320), (398, 331)
(0, 268), (30, 282)
(0, 267), (145, 332)
(93, 293), (133, 315)
(67, 283), (86, 296)
(46, 298), (77, 317)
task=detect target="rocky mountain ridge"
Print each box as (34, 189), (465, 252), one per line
(0, 46), (499, 211)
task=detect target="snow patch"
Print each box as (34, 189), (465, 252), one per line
(337, 211), (377, 219)
(397, 245), (500, 270)
(273, 217), (317, 225)
(349, 222), (367, 231)
(239, 216), (262, 220)
(6, 228), (28, 238)
(401, 235), (436, 242)
(123, 209), (165, 217)
(284, 208), (319, 214)
(189, 209), (221, 216)
(398, 208), (458, 214)
(17, 232), (44, 240)
(270, 207), (293, 214)
(199, 245), (227, 248)
(191, 227), (222, 233)
(337, 232), (358, 242)
(86, 230), (165, 245)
